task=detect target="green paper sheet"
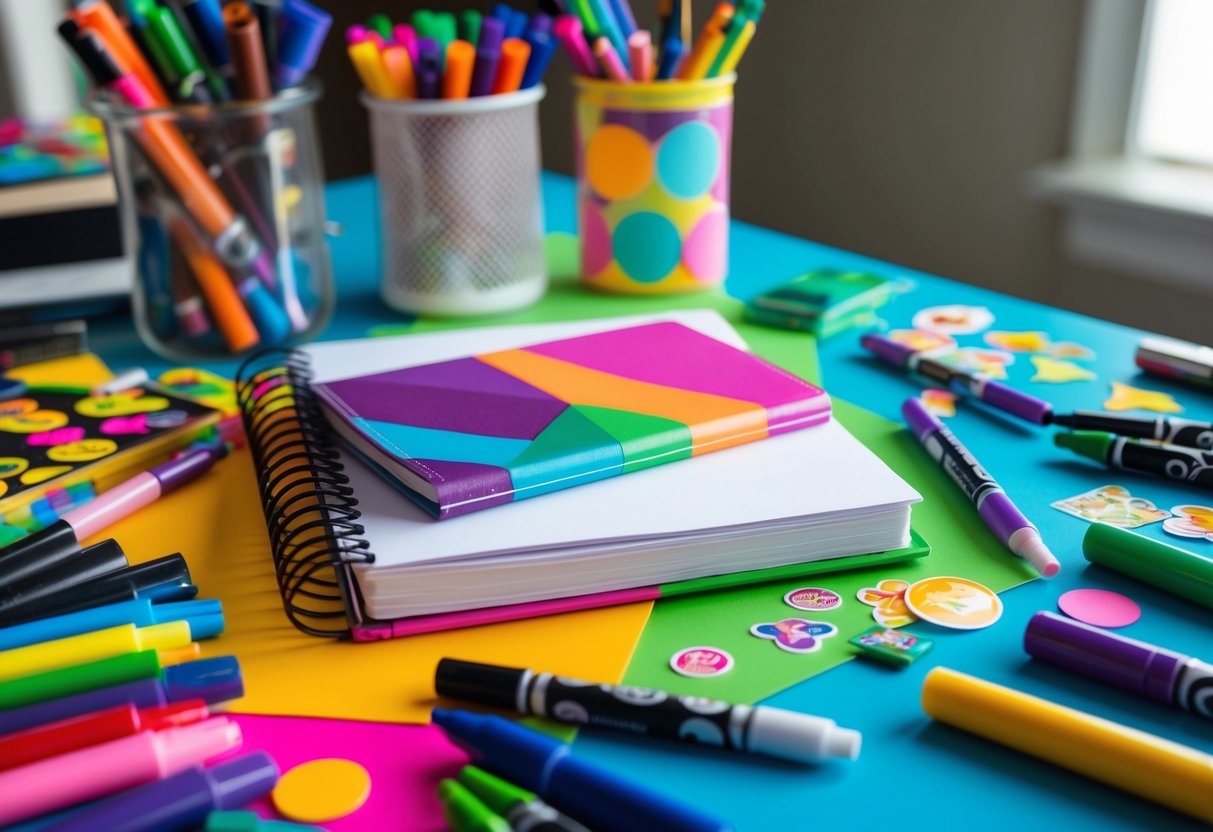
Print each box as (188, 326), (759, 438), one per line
(619, 398), (1037, 704)
(370, 232), (823, 387)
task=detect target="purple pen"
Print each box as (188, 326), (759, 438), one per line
(862, 333), (1053, 425)
(43, 752), (279, 832)
(1025, 611), (1213, 719)
(470, 17), (505, 96)
(0, 656), (242, 736)
(902, 397), (1060, 577)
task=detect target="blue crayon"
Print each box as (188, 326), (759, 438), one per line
(0, 598), (223, 651)
(432, 709), (733, 832)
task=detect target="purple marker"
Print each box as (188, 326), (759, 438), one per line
(862, 333), (1053, 425)
(903, 397), (1060, 577)
(416, 37), (443, 99)
(0, 656), (242, 736)
(1025, 612), (1213, 719)
(42, 752), (278, 832)
(469, 17), (505, 96)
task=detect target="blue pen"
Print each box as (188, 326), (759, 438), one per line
(0, 656), (242, 736)
(180, 0), (233, 82)
(657, 36), (684, 80)
(274, 0), (332, 88)
(432, 710), (734, 832)
(416, 37), (443, 99)
(0, 598), (223, 651)
(521, 15), (557, 88)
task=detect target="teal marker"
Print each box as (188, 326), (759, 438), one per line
(438, 779), (512, 832)
(459, 766), (592, 832)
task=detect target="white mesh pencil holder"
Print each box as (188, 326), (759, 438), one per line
(362, 86), (548, 316)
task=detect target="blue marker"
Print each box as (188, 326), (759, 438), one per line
(0, 598), (223, 651)
(521, 15), (557, 89)
(432, 710), (734, 832)
(180, 0), (233, 80)
(657, 36), (684, 80)
(606, 0), (637, 38)
(275, 0), (332, 88)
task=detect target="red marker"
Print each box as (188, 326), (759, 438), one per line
(0, 699), (209, 772)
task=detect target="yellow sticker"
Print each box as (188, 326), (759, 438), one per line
(1030, 356), (1096, 384)
(904, 576), (1003, 630)
(46, 439), (118, 463)
(20, 465), (72, 485)
(272, 759), (371, 823)
(0, 410), (70, 434)
(0, 457), (30, 479)
(984, 330), (1052, 352)
(75, 390), (170, 418)
(0, 398), (38, 417)
(1104, 381), (1183, 414)
(856, 579), (918, 628)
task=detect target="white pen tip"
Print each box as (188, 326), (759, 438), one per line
(1017, 534), (1061, 578)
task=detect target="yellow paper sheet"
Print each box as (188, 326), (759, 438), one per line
(91, 450), (654, 723)
(6, 353), (112, 387)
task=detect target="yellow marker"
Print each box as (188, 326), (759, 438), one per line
(677, 2), (733, 80)
(0, 622), (191, 682)
(714, 19), (755, 76)
(922, 667), (1213, 824)
(347, 40), (396, 99)
(272, 758), (371, 823)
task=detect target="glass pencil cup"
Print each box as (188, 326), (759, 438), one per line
(362, 86), (547, 316)
(89, 80), (334, 361)
(574, 74), (735, 294)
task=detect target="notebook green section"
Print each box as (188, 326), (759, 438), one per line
(621, 398), (1037, 704)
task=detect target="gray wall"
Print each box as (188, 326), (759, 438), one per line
(536, 0), (1207, 341)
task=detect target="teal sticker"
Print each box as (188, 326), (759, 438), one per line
(613, 212), (681, 284)
(657, 121), (720, 199)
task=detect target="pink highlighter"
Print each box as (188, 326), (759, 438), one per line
(0, 717), (241, 826)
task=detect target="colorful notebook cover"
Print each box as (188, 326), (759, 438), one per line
(313, 321), (831, 519)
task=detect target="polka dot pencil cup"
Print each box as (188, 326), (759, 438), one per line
(575, 75), (733, 294)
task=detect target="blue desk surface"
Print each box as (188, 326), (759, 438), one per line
(91, 174), (1213, 831)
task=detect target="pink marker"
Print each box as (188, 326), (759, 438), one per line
(593, 36), (631, 82)
(0, 718), (241, 825)
(554, 15), (597, 76)
(346, 24), (370, 45)
(628, 29), (653, 81)
(393, 23), (419, 65)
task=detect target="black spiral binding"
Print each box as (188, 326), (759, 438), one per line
(235, 349), (375, 638)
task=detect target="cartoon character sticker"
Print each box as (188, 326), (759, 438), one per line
(0, 410), (69, 434)
(911, 305), (995, 335)
(857, 579), (918, 628)
(750, 619), (838, 653)
(46, 438), (118, 463)
(1051, 485), (1170, 529)
(783, 587), (842, 612)
(904, 576), (1003, 630)
(670, 647), (734, 678)
(75, 390), (170, 418)
(0, 457), (30, 480)
(1163, 505), (1213, 542)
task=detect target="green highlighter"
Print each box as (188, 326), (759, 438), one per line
(366, 13), (393, 40)
(744, 269), (894, 338)
(1083, 523), (1213, 610)
(438, 779), (512, 832)
(0, 649), (164, 712)
(458, 765), (592, 832)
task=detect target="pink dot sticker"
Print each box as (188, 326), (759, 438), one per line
(1058, 588), (1141, 628)
(670, 646), (734, 678)
(682, 205), (727, 285)
(580, 200), (613, 277)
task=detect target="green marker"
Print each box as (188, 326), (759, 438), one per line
(129, 0), (179, 84)
(438, 779), (512, 832)
(458, 766), (593, 832)
(0, 649), (164, 711)
(205, 810), (323, 831)
(433, 11), (458, 62)
(412, 9), (438, 40)
(366, 13), (393, 40)
(459, 9), (483, 46)
(707, 0), (764, 77)
(147, 5), (227, 102)
(1084, 523), (1213, 611)
(1055, 430), (1213, 490)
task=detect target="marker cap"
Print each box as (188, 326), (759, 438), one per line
(0, 519), (80, 591)
(860, 333), (915, 367)
(0, 539), (127, 620)
(211, 751), (282, 808)
(435, 658), (527, 711)
(162, 655), (243, 704)
(276, 0), (332, 88)
(1083, 523), (1213, 610)
(747, 708), (861, 762)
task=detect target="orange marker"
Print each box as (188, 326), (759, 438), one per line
(168, 217), (260, 353)
(678, 2), (733, 80)
(492, 38), (531, 94)
(382, 44), (417, 98)
(71, 0), (168, 106)
(443, 39), (475, 99)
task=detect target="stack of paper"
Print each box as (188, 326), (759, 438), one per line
(305, 310), (920, 620)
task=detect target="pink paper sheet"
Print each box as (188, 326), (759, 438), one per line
(231, 713), (468, 831)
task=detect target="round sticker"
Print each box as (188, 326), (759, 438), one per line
(47, 438), (118, 463)
(0, 457), (30, 479)
(670, 646), (734, 678)
(0, 410), (69, 434)
(20, 466), (72, 485)
(272, 758), (371, 823)
(75, 392), (169, 418)
(784, 587), (842, 612)
(1058, 588), (1141, 628)
(904, 576), (1003, 630)
(0, 398), (38, 417)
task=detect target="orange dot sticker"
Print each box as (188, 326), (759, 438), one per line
(586, 124), (654, 201)
(0, 457), (30, 479)
(47, 439), (118, 463)
(0, 410), (69, 434)
(272, 758), (371, 823)
(904, 576), (1003, 630)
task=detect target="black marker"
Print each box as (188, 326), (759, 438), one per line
(435, 659), (861, 764)
(1052, 411), (1213, 451)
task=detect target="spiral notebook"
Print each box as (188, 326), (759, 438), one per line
(236, 311), (923, 641)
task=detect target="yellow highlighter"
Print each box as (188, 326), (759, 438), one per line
(0, 622), (191, 683)
(347, 40), (396, 98)
(922, 667), (1213, 824)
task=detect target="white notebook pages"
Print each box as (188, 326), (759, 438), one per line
(304, 310), (921, 619)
